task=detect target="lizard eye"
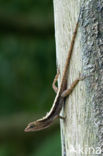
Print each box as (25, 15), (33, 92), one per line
(29, 124), (35, 129)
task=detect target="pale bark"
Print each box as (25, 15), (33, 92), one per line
(53, 0), (103, 155)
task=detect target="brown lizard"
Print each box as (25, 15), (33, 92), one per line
(24, 19), (83, 132)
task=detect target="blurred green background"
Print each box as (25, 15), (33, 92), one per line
(0, 0), (61, 156)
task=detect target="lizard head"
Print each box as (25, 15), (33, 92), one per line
(24, 119), (51, 132)
(24, 121), (38, 132)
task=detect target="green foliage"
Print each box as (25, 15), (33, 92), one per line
(31, 132), (61, 156)
(0, 36), (55, 115)
(0, 0), (61, 156)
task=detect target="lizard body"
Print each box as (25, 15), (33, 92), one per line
(24, 21), (80, 132)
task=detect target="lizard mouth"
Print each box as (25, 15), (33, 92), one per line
(24, 124), (35, 132)
(24, 126), (30, 132)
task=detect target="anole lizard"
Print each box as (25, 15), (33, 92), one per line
(24, 19), (82, 132)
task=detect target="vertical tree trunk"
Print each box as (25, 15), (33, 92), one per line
(53, 0), (103, 155)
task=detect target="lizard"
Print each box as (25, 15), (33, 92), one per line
(24, 18), (83, 132)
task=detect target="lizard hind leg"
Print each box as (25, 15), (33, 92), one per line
(52, 68), (60, 93)
(61, 75), (84, 98)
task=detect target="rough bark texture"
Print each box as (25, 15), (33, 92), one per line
(53, 0), (103, 155)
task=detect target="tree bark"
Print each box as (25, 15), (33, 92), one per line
(53, 0), (103, 155)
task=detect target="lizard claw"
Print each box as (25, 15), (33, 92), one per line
(78, 72), (93, 81)
(78, 73), (86, 81)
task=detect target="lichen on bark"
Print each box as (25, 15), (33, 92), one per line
(80, 0), (103, 153)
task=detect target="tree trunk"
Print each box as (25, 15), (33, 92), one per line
(53, 0), (103, 155)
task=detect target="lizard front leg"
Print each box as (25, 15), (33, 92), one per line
(52, 68), (60, 93)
